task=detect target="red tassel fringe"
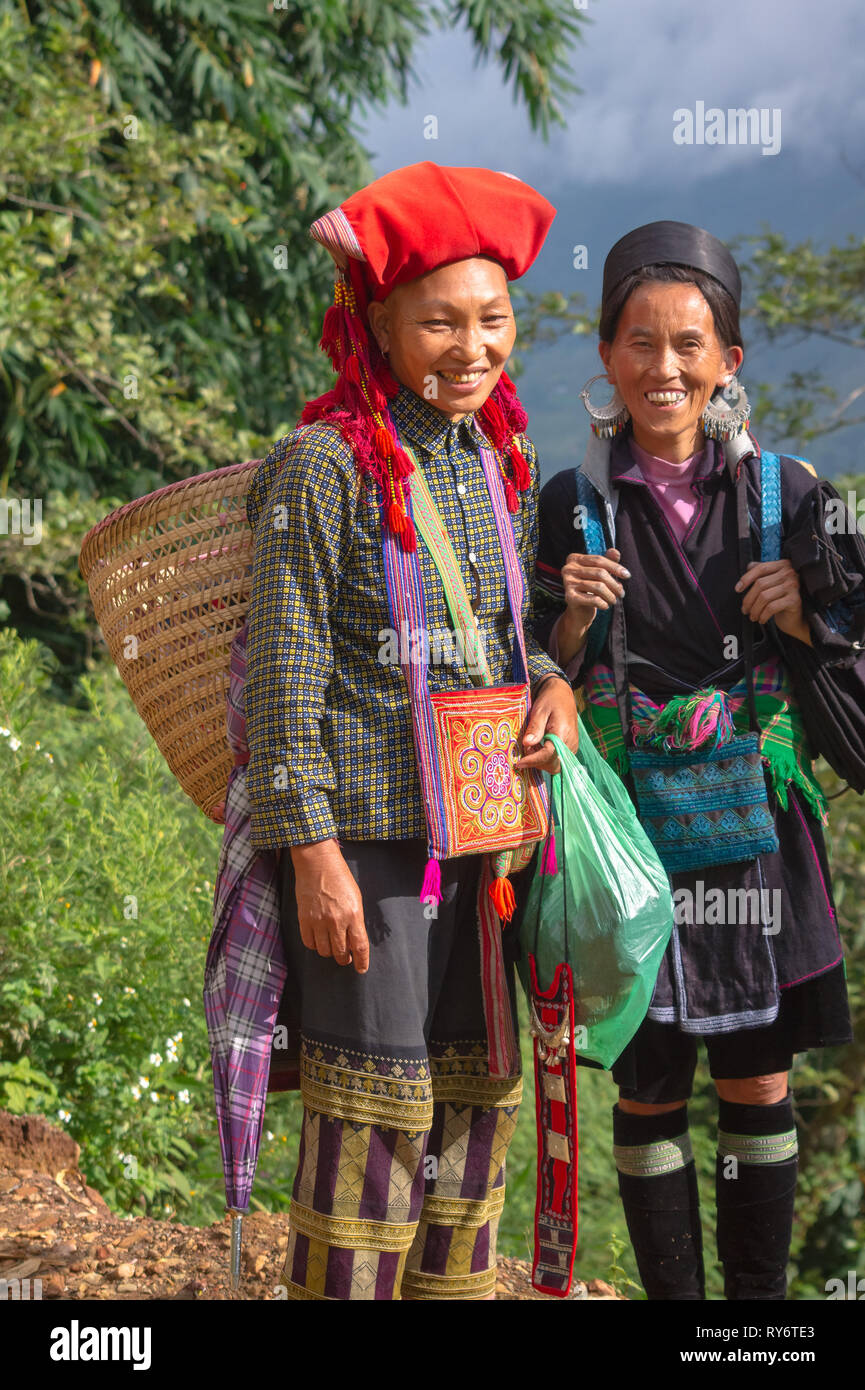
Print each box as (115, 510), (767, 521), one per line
(305, 283), (533, 538)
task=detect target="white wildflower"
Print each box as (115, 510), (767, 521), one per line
(138, 1075), (149, 1089)
(92, 993), (102, 1006)
(150, 1091), (159, 1103)
(149, 1052), (163, 1067)
(178, 1090), (190, 1104)
(130, 1086), (141, 1101)
(57, 1108), (72, 1124)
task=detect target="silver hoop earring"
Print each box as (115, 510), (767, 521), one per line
(701, 375), (751, 440)
(580, 374), (630, 439)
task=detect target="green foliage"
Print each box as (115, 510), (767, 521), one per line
(0, 626), (224, 1214)
(739, 228), (865, 444)
(447, 0), (584, 138)
(0, 1056), (59, 1114)
(606, 1232), (644, 1299)
(0, 1), (585, 685)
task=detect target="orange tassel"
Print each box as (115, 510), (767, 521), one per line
(400, 517), (418, 551)
(376, 426), (396, 458)
(489, 874), (516, 923)
(388, 501), (407, 533)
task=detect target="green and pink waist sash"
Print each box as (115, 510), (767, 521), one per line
(580, 655), (828, 826)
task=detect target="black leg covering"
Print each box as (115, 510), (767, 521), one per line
(715, 1094), (798, 1301)
(613, 1104), (704, 1301)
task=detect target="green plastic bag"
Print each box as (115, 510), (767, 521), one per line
(518, 723), (674, 1069)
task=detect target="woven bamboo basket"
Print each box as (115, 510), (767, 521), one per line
(78, 460), (262, 823)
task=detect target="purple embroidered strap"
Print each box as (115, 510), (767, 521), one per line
(380, 437), (532, 863)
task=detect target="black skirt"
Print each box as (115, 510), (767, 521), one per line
(608, 960), (852, 1102)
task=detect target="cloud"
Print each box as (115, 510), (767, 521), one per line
(357, 0), (865, 185)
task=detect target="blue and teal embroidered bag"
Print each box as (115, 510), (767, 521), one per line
(588, 452), (783, 874)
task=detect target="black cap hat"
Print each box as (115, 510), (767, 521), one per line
(602, 220), (742, 308)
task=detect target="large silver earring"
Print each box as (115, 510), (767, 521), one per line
(701, 375), (751, 440)
(580, 373), (629, 439)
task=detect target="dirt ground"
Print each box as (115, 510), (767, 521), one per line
(0, 1110), (624, 1301)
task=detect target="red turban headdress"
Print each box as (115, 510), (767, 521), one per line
(301, 162), (556, 548)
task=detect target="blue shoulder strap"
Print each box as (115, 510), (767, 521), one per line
(574, 468), (607, 556)
(758, 451), (782, 562)
(573, 468), (612, 667)
(573, 450), (785, 670)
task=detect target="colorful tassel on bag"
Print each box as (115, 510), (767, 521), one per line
(540, 832), (558, 876)
(420, 856), (443, 906)
(489, 874), (517, 922)
(638, 688), (735, 753)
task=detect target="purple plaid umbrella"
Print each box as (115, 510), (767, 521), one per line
(204, 620), (287, 1288)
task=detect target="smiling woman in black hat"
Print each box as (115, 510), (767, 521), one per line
(534, 221), (863, 1301)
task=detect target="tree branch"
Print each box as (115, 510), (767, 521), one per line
(51, 348), (166, 463)
(2, 191), (103, 230)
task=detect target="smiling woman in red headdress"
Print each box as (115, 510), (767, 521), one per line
(242, 162), (578, 1301)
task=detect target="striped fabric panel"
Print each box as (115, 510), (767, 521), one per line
(205, 620), (287, 1212)
(408, 454), (492, 687)
(584, 656), (787, 716)
(380, 486), (450, 858)
(308, 206), (365, 263)
(717, 1129), (799, 1165)
(478, 442), (530, 688)
(477, 856), (519, 1077)
(613, 1133), (694, 1177)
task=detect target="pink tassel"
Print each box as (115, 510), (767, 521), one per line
(540, 832), (558, 876)
(684, 694), (719, 747)
(420, 856), (443, 905)
(683, 692), (734, 751)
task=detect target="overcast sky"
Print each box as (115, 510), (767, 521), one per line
(360, 0), (865, 189)
(356, 0), (865, 476)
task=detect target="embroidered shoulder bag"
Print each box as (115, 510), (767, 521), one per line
(381, 425), (550, 909)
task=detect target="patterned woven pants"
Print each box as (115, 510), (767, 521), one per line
(278, 839), (527, 1301)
